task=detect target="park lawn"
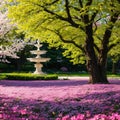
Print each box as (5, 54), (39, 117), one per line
(57, 72), (120, 78)
(0, 72), (120, 78)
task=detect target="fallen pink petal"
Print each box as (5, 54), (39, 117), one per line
(0, 78), (120, 119)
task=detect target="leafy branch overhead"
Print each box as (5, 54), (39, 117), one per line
(7, 0), (120, 83)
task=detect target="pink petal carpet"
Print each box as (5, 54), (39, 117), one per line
(0, 77), (120, 120)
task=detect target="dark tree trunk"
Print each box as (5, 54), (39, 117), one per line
(84, 24), (109, 84)
(86, 59), (108, 84)
(82, 7), (118, 84)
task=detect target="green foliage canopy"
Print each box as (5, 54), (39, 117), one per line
(7, 0), (120, 64)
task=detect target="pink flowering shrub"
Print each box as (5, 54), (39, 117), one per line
(60, 67), (68, 72)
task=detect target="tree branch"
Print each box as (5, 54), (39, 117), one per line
(93, 22), (98, 33)
(57, 31), (85, 53)
(82, 0), (93, 23)
(44, 6), (85, 30)
(33, 17), (55, 30)
(43, 0), (59, 6)
(65, 0), (72, 20)
(102, 12), (119, 54)
(42, 7), (67, 21)
(93, 43), (100, 53)
(43, 27), (85, 53)
(64, 0), (84, 29)
(69, 6), (80, 11)
(108, 42), (120, 52)
(96, 35), (102, 41)
(86, 0), (92, 6)
(93, 17), (102, 33)
(117, 0), (120, 3)
(29, 1), (84, 31)
(91, 10), (98, 22)
(79, 0), (83, 8)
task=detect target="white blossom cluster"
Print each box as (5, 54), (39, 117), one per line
(0, 39), (25, 63)
(0, 12), (13, 37)
(0, 0), (25, 63)
(0, 0), (13, 37)
(0, 0), (36, 63)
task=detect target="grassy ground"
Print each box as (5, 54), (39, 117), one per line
(0, 72), (120, 80)
(56, 72), (120, 78)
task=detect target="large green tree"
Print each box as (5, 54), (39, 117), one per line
(7, 0), (120, 83)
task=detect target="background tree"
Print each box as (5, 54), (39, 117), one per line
(109, 44), (120, 74)
(8, 0), (120, 83)
(42, 44), (86, 73)
(0, 0), (25, 63)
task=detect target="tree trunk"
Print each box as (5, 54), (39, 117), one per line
(84, 24), (109, 84)
(86, 58), (109, 84)
(83, 6), (118, 84)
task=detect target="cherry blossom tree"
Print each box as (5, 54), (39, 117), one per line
(0, 0), (25, 63)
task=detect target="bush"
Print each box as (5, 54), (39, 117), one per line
(1, 73), (58, 80)
(0, 75), (7, 80)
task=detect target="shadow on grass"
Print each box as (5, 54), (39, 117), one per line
(0, 79), (88, 87)
(0, 78), (120, 88)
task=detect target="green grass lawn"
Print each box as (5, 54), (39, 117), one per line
(0, 72), (120, 80)
(107, 74), (120, 78)
(57, 72), (120, 78)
